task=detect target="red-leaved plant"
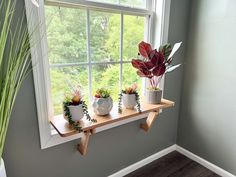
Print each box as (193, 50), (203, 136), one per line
(131, 41), (182, 90)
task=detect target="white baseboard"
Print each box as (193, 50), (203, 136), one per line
(108, 145), (176, 177)
(109, 144), (236, 177)
(176, 145), (236, 177)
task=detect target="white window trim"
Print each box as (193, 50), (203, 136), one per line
(25, 0), (171, 149)
(45, 0), (151, 15)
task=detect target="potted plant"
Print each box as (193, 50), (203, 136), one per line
(118, 84), (141, 113)
(132, 41), (182, 104)
(63, 86), (96, 132)
(0, 0), (40, 176)
(92, 88), (113, 116)
(63, 86), (84, 121)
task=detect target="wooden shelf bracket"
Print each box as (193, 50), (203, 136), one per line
(140, 109), (160, 132)
(77, 131), (91, 155)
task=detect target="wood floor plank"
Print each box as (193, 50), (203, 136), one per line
(125, 152), (191, 177)
(125, 151), (221, 177)
(168, 161), (216, 177)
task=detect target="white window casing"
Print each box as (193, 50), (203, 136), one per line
(25, 0), (171, 149)
(45, 0), (151, 15)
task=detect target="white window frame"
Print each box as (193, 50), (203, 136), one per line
(25, 0), (171, 149)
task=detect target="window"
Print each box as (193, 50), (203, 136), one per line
(45, 5), (146, 116)
(25, 0), (171, 149)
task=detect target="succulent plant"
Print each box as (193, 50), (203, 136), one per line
(94, 88), (110, 98)
(122, 83), (138, 94)
(63, 85), (96, 132)
(64, 85), (83, 105)
(118, 84), (141, 114)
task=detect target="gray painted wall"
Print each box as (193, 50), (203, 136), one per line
(2, 0), (190, 177)
(177, 0), (236, 175)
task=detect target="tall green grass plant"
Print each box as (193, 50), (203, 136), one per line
(0, 0), (32, 159)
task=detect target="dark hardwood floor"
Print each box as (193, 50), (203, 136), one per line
(125, 151), (221, 177)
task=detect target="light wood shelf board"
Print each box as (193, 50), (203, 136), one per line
(50, 99), (174, 137)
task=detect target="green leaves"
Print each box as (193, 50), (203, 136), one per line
(63, 102), (82, 132)
(95, 88), (111, 98)
(118, 93), (122, 114)
(63, 101), (96, 132)
(0, 0), (32, 158)
(159, 43), (172, 61)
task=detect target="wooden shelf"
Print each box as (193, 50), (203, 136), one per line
(50, 98), (174, 155)
(50, 98), (174, 137)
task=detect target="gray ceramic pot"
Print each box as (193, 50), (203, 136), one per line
(146, 89), (162, 104)
(92, 97), (113, 116)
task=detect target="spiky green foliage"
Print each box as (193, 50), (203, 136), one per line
(0, 0), (32, 158)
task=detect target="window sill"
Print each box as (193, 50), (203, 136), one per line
(50, 98), (174, 137)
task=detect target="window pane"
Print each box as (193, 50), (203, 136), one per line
(123, 15), (145, 61)
(90, 11), (120, 62)
(92, 64), (120, 101)
(90, 0), (147, 9)
(122, 63), (142, 93)
(45, 6), (87, 64)
(50, 66), (89, 115)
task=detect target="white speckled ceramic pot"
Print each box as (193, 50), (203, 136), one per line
(92, 97), (113, 116)
(146, 89), (162, 104)
(0, 158), (6, 177)
(122, 94), (136, 109)
(67, 104), (84, 121)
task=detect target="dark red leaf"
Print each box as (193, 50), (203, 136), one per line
(150, 51), (165, 65)
(132, 59), (155, 71)
(148, 50), (157, 59)
(138, 41), (152, 59)
(137, 69), (152, 78)
(143, 61), (155, 70)
(152, 65), (166, 76)
(131, 59), (144, 69)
